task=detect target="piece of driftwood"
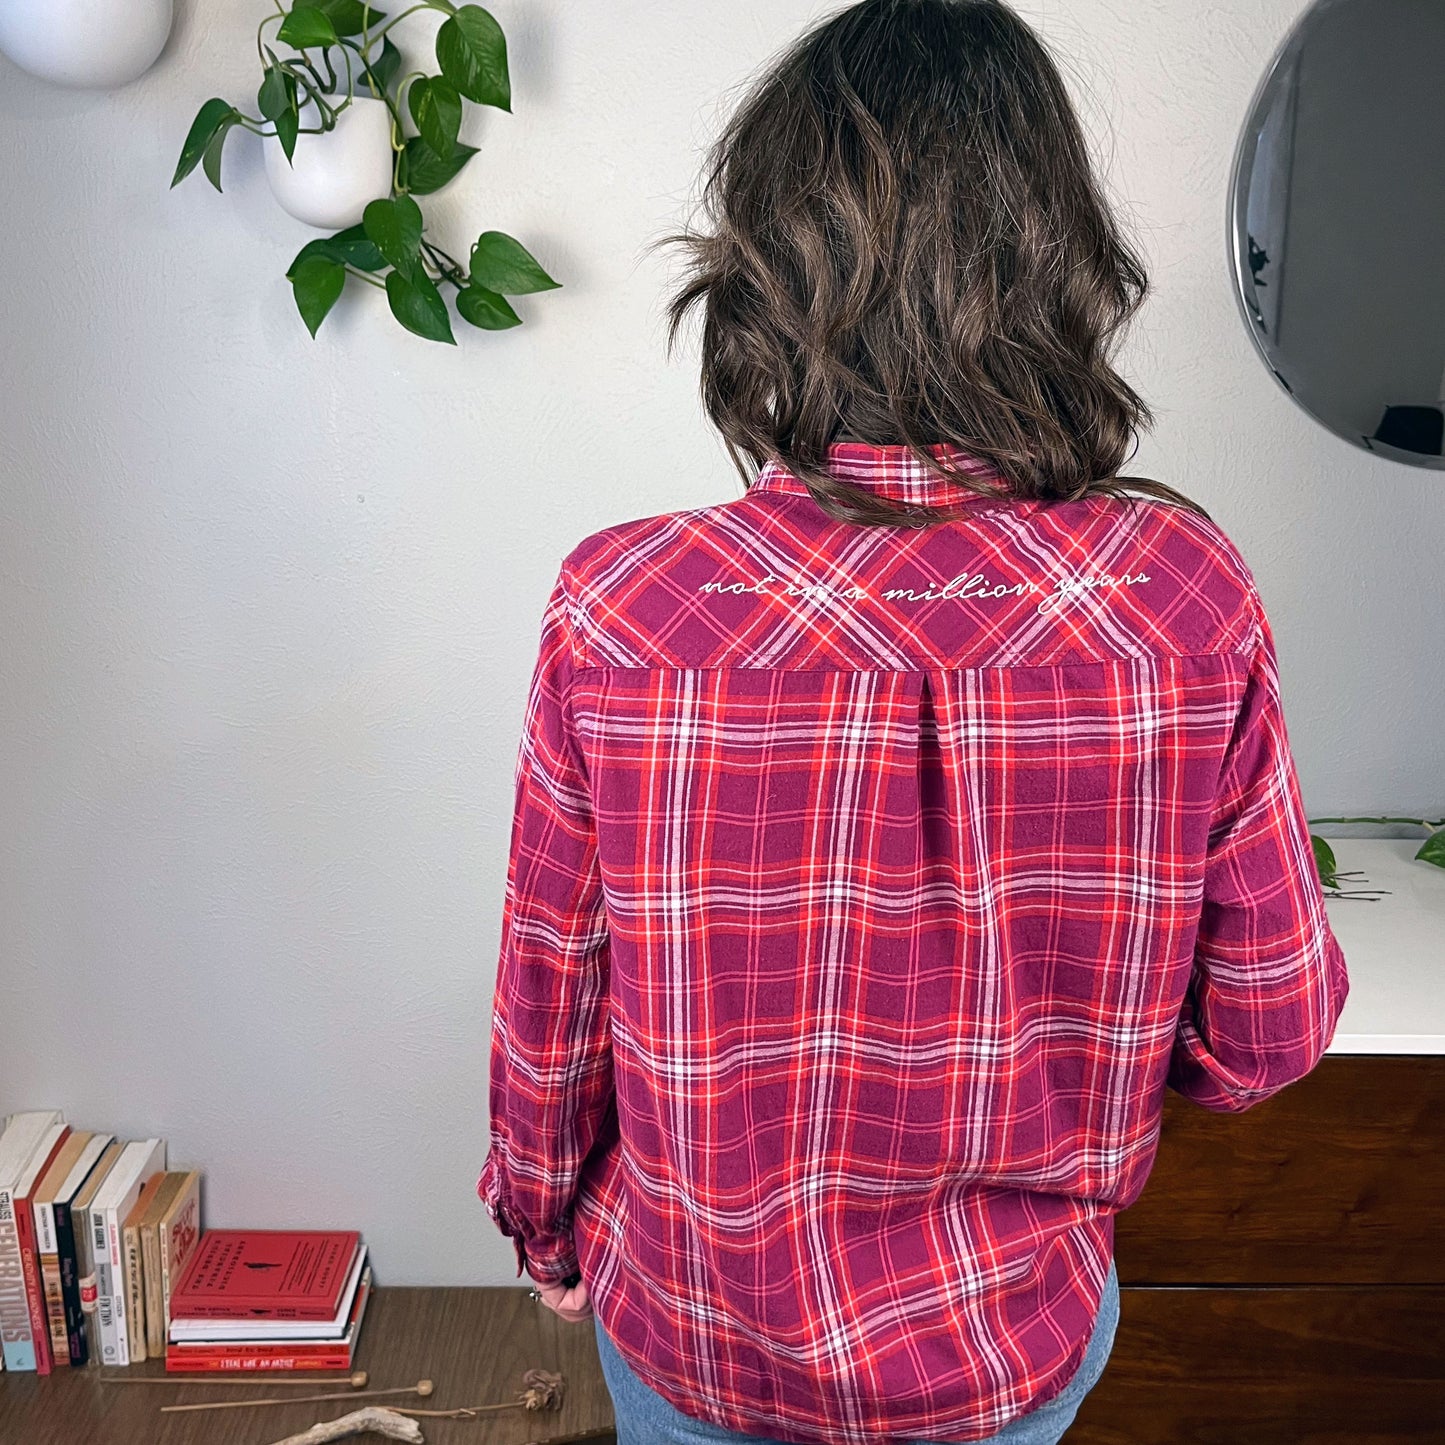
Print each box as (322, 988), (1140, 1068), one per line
(257, 1368), (565, 1444)
(263, 1406), (424, 1445)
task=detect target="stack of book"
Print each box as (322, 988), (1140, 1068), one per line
(1, 1112), (371, 1376)
(165, 1229), (372, 1373)
(0, 1110), (200, 1373)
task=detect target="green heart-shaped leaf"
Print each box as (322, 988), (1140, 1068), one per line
(385, 269), (456, 344)
(172, 99), (237, 187)
(1310, 834), (1339, 888)
(435, 5), (509, 111)
(408, 75), (462, 158)
(258, 64), (293, 122)
(1416, 828), (1445, 869)
(469, 231), (559, 295)
(355, 34), (401, 94)
(315, 227), (386, 275)
(201, 115), (239, 192)
(326, 223), (387, 271)
(291, 255), (347, 338)
(363, 195), (424, 276)
(287, 224), (387, 280)
(399, 136), (477, 196)
(456, 285), (521, 330)
(275, 103), (300, 163)
(312, 0), (386, 34)
(277, 5), (339, 49)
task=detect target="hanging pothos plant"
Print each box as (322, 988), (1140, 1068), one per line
(171, 1), (559, 344)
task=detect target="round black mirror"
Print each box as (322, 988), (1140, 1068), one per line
(1229, 0), (1445, 468)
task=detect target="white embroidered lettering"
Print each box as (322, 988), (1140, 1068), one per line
(701, 568), (1148, 614)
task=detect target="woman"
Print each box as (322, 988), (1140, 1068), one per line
(479, 3), (1349, 1443)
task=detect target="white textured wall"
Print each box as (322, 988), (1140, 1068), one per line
(1, 0), (1441, 1285)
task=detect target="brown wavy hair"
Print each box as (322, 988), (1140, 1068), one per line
(657, 0), (1206, 526)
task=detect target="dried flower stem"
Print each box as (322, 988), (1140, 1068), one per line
(394, 1368), (565, 1418)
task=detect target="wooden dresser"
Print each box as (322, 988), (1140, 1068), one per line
(1073, 838), (1445, 1443)
(3, 839), (1438, 1445)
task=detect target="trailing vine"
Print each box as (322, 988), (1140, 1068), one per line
(172, 1), (558, 343)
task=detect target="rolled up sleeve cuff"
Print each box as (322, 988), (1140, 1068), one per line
(477, 1151), (581, 1286)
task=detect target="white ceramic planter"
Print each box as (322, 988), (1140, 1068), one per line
(0, 0), (172, 89)
(265, 95), (395, 232)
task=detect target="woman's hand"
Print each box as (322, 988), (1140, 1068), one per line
(534, 1273), (593, 1323)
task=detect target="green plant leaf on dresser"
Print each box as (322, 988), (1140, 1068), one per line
(1309, 815), (1445, 899)
(1415, 828), (1445, 869)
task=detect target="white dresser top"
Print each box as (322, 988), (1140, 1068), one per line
(1322, 838), (1445, 1053)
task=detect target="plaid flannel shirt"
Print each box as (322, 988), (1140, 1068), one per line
(478, 442), (1348, 1445)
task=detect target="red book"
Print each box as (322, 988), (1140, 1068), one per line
(165, 1266), (371, 1373)
(164, 1348), (354, 1372)
(169, 1230), (361, 1322)
(14, 1126), (71, 1376)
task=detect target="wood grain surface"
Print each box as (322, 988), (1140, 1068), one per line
(0, 1287), (618, 1445)
(1070, 1284), (1445, 1443)
(1115, 1055), (1445, 1285)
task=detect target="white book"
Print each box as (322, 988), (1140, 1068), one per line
(0, 1112), (65, 1372)
(91, 1139), (166, 1366)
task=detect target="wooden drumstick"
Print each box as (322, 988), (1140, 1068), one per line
(161, 1380), (434, 1413)
(103, 1370), (371, 1389)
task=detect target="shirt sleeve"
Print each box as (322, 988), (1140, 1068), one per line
(1166, 592), (1350, 1113)
(477, 559), (613, 1285)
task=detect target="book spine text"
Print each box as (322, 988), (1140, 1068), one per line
(36, 1197), (69, 1369)
(14, 1194), (53, 1374)
(0, 1187), (37, 1372)
(75, 1201), (100, 1366)
(92, 1207), (119, 1365)
(165, 1350), (353, 1372)
(54, 1201), (87, 1366)
(122, 1222), (147, 1364)
(105, 1212), (130, 1366)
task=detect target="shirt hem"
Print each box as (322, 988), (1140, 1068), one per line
(591, 1239), (1112, 1445)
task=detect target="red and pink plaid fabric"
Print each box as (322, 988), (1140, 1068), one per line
(478, 442), (1348, 1445)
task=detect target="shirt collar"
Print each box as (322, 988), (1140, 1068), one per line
(751, 441), (1009, 506)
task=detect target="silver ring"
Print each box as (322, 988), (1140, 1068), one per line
(527, 1286), (543, 1303)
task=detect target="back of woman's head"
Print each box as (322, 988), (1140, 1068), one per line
(663, 0), (1201, 524)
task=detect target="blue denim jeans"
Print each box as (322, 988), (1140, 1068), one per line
(594, 1256), (1120, 1445)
